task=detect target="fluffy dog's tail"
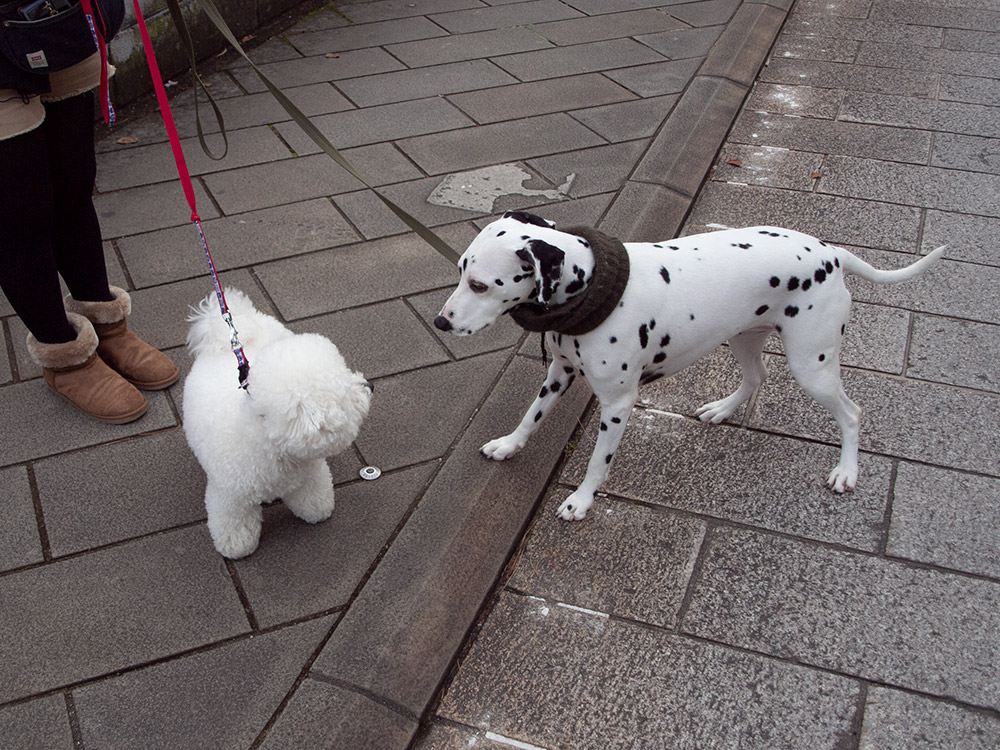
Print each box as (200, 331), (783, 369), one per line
(186, 288), (290, 356)
(840, 245), (947, 284)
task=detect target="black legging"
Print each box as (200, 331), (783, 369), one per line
(0, 90), (113, 344)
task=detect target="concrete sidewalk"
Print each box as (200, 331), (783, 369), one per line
(1, 0), (997, 748)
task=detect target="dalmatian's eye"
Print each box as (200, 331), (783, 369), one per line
(469, 280), (489, 294)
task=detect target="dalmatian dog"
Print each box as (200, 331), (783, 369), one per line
(434, 211), (945, 521)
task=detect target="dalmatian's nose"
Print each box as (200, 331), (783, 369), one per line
(434, 315), (453, 332)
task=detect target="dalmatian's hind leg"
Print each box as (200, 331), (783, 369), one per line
(696, 328), (771, 424)
(782, 314), (861, 493)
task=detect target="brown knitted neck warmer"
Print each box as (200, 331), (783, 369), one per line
(509, 226), (630, 335)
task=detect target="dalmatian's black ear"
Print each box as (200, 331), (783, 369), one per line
(503, 210), (555, 229)
(516, 239), (564, 306)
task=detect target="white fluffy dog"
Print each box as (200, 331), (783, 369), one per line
(183, 289), (372, 559)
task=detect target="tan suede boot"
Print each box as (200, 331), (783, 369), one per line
(27, 313), (149, 424)
(65, 286), (180, 391)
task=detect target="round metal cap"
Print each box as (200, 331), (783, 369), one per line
(359, 466), (382, 481)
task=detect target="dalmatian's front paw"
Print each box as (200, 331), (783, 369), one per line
(696, 397), (739, 424)
(826, 464), (857, 493)
(481, 435), (524, 461)
(556, 490), (593, 521)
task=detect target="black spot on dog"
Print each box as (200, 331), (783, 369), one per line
(605, 453), (613, 464)
(610, 336), (618, 344)
(565, 279), (584, 295)
(841, 324), (846, 335)
(564, 366), (574, 374)
(660, 334), (671, 347)
(639, 323), (649, 349)
(785, 305), (799, 317)
(770, 276), (780, 287)
(653, 244), (663, 248)
(755, 304), (769, 316)
(621, 362), (628, 371)
(497, 230), (506, 236)
(804, 246), (813, 252)
(611, 417), (622, 424)
(801, 278), (812, 291)
(818, 354), (826, 362)
(600, 421), (608, 431)
(834, 257), (840, 268)
(653, 351), (666, 363)
(534, 410), (543, 422)
(495, 279), (504, 286)
(825, 261), (834, 273)
(504, 210), (551, 228)
(776, 324), (783, 333)
(814, 268), (827, 283)
(649, 319), (656, 330)
(539, 386), (549, 398)
(669, 245), (680, 250)
(660, 267), (671, 284)
(787, 276), (800, 290)
(551, 381), (561, 393)
(690, 314), (695, 321)
(462, 258), (468, 271)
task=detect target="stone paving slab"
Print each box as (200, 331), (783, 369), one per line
(433, 591), (861, 750)
(0, 467), (42, 572)
(509, 489), (707, 628)
(908, 314), (1000, 392)
(72, 616), (332, 750)
(859, 686), (1000, 750)
(751, 359), (999, 476)
(0, 696), (72, 750)
(258, 677), (418, 750)
(385, 27), (552, 67)
(32, 430), (205, 557)
(888, 462), (1000, 579)
(682, 526), (1000, 708)
(116, 197), (361, 288)
(0, 526), (248, 704)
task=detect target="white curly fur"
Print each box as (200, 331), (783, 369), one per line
(183, 289), (372, 559)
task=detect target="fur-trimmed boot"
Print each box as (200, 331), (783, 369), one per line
(27, 313), (149, 424)
(65, 286), (180, 390)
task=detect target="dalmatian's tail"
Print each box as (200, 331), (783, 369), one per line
(839, 244), (947, 284)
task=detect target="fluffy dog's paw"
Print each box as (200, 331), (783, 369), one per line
(211, 523), (261, 559)
(556, 491), (593, 521)
(286, 493), (335, 524)
(826, 464), (857, 494)
(481, 435), (524, 461)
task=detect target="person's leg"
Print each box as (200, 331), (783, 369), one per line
(40, 90), (114, 303)
(42, 91), (178, 390)
(0, 123), (77, 343)
(0, 100), (147, 423)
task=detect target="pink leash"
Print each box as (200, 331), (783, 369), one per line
(129, 0), (250, 389)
